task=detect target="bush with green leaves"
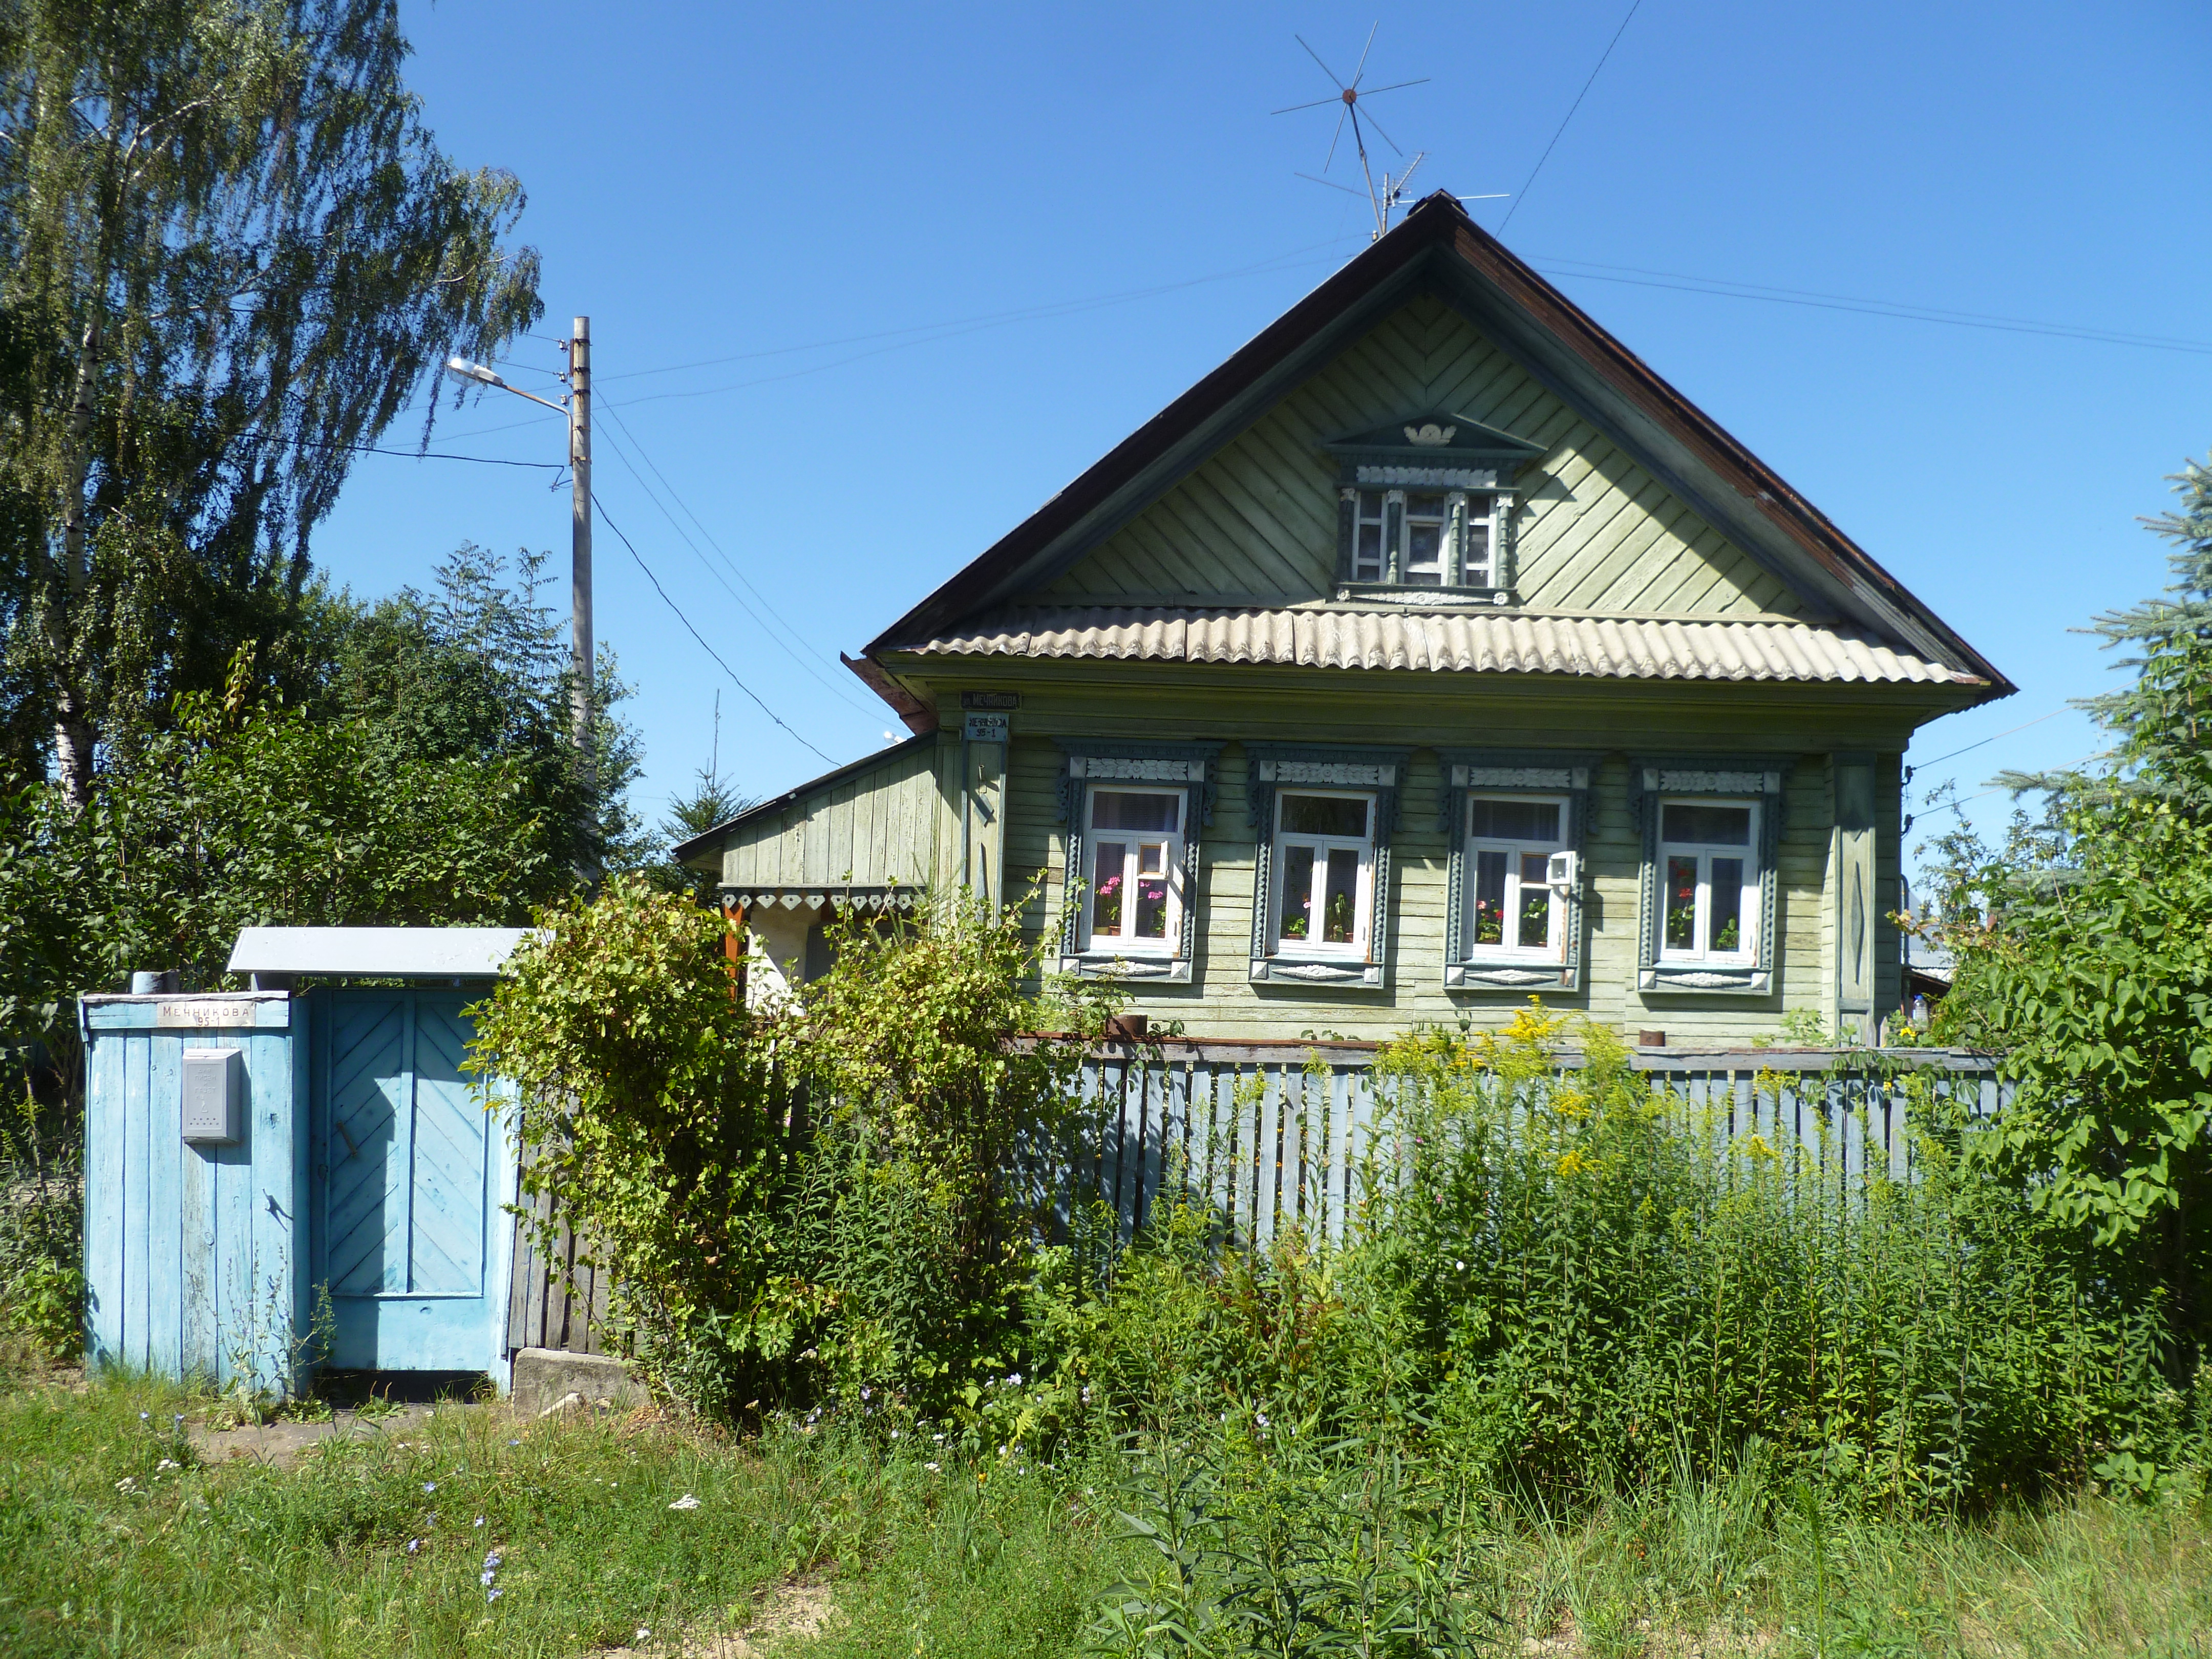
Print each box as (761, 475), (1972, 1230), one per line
(1925, 452), (2212, 1382)
(1028, 1004), (2193, 1515)
(470, 878), (1117, 1421)
(1354, 1006), (2180, 1508)
(468, 873), (799, 1418)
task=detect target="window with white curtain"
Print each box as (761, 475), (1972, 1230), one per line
(1269, 791), (1375, 957)
(1657, 799), (1760, 964)
(1465, 795), (1568, 961)
(1083, 786), (1183, 954)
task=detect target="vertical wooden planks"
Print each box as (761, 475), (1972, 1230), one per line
(122, 1030), (151, 1370)
(83, 1024), (125, 1369)
(247, 1027), (300, 1395)
(210, 1037), (255, 1390)
(181, 1093), (218, 1382)
(144, 1038), (184, 1380)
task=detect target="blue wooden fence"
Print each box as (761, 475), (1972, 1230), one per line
(1067, 1041), (2013, 1250)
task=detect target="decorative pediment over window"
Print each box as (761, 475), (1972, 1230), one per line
(1324, 411), (1547, 489)
(1323, 412), (1546, 604)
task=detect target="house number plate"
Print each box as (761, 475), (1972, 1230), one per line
(157, 1001), (251, 1028)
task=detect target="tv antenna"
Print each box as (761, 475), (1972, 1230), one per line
(1273, 26), (1507, 240)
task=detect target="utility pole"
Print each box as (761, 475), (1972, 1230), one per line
(568, 316), (593, 778)
(444, 324), (595, 788)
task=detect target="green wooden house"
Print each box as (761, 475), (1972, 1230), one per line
(676, 193), (2009, 1045)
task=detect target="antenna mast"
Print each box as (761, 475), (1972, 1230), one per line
(1274, 28), (1507, 239)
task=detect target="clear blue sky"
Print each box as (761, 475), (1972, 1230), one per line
(314, 1), (2211, 879)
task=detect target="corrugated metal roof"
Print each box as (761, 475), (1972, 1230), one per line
(895, 607), (1982, 686)
(227, 927), (538, 979)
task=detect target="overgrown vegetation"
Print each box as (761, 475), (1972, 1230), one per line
(462, 890), (2207, 1652)
(1921, 452), (2212, 1389)
(471, 880), (1117, 1421)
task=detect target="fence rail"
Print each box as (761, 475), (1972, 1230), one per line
(1068, 1042), (2013, 1250)
(508, 1042), (2014, 1356)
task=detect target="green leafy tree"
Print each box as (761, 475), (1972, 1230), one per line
(327, 542), (645, 877)
(654, 765), (755, 900)
(0, 0), (542, 795)
(1927, 454), (2212, 1370)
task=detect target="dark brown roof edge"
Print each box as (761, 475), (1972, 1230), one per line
(843, 651), (936, 732)
(861, 192), (2010, 697)
(1438, 215), (2011, 694)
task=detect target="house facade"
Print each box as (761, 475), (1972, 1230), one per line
(677, 194), (2008, 1045)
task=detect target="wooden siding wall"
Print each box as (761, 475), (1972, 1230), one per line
(718, 738), (944, 891)
(1010, 733), (1855, 1045)
(1039, 293), (1802, 620)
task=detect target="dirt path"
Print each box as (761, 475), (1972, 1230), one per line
(597, 1577), (839, 1658)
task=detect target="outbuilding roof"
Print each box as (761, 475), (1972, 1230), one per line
(897, 607), (1983, 687)
(226, 926), (537, 980)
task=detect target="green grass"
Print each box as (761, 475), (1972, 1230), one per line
(0, 1357), (1112, 1658)
(3, 1357), (2209, 1656)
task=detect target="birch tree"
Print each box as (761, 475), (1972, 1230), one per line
(0, 0), (541, 798)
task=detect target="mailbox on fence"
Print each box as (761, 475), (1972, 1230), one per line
(79, 928), (533, 1397)
(180, 1047), (244, 1144)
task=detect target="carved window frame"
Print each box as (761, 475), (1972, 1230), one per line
(1632, 759), (1792, 996)
(1334, 481), (1518, 603)
(1054, 740), (1220, 985)
(1246, 744), (1409, 989)
(1438, 750), (1596, 993)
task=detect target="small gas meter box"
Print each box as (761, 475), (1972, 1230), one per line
(180, 1047), (244, 1145)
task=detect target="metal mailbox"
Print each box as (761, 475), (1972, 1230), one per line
(180, 1047), (244, 1144)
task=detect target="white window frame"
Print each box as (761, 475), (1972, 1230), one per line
(1655, 798), (1761, 967)
(1342, 486), (1508, 590)
(1464, 793), (1570, 964)
(1267, 788), (1377, 960)
(1350, 490), (1390, 581)
(1460, 493), (1497, 587)
(1079, 784), (1185, 959)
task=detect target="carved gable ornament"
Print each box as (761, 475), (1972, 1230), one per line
(1324, 410), (1546, 491)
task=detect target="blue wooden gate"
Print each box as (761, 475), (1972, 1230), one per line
(309, 989), (513, 1373)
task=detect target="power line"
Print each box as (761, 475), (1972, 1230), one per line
(1907, 708), (2069, 781)
(591, 491), (836, 764)
(592, 400), (883, 718)
(1535, 262), (2212, 355)
(1905, 785), (2003, 833)
(1500, 0), (1642, 233)
(595, 240), (1348, 390)
(287, 434), (564, 470)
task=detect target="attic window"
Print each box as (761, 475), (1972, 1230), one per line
(1345, 488), (1499, 587)
(1325, 411), (1542, 603)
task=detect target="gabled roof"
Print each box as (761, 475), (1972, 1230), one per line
(862, 192), (2010, 696)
